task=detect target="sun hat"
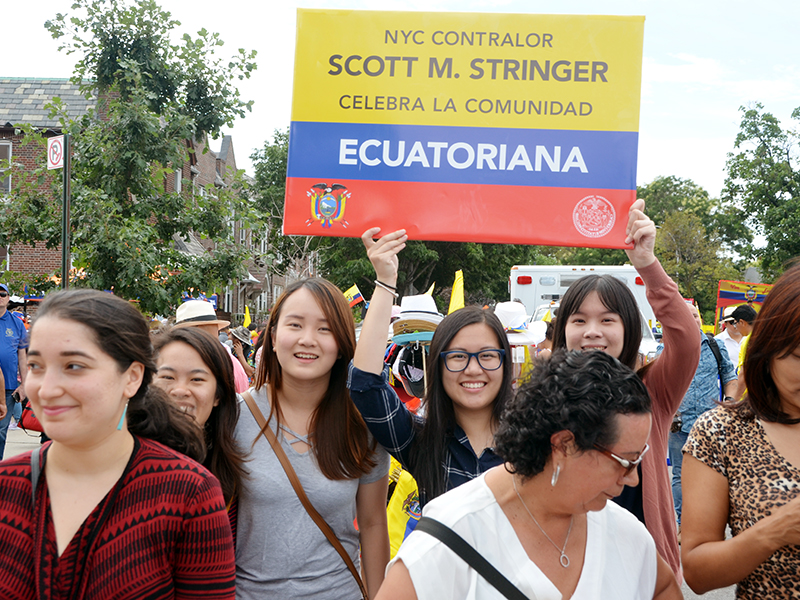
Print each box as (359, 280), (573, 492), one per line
(392, 294), (444, 337)
(494, 301), (547, 346)
(720, 305), (737, 323)
(174, 299), (230, 329)
(230, 325), (253, 346)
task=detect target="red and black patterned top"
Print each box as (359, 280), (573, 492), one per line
(0, 436), (235, 600)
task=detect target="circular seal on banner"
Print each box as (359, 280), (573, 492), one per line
(573, 195), (616, 238)
(744, 288), (757, 301)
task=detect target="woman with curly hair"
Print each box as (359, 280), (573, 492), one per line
(377, 350), (680, 600)
(549, 199), (699, 575)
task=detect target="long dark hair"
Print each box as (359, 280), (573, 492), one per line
(551, 275), (642, 370)
(153, 327), (248, 504)
(741, 263), (800, 424)
(33, 289), (206, 462)
(410, 306), (513, 502)
(253, 278), (376, 480)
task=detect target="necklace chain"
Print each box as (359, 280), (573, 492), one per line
(512, 475), (574, 568)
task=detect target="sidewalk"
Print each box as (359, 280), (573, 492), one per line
(4, 424), (44, 459)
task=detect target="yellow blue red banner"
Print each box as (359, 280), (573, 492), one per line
(714, 280), (773, 332)
(285, 9), (645, 247)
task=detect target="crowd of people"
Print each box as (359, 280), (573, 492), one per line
(0, 200), (797, 599)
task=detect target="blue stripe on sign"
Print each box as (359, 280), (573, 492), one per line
(287, 121), (638, 190)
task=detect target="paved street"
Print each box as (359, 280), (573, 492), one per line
(5, 425), (42, 459)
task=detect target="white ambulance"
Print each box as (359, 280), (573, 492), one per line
(509, 265), (661, 361)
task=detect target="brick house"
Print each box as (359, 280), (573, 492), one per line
(1, 77), (267, 322)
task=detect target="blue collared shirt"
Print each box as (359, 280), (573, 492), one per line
(677, 334), (736, 433)
(347, 361), (501, 506)
(0, 311), (28, 389)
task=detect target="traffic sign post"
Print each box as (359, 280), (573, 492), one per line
(61, 135), (70, 289)
(47, 135), (71, 288)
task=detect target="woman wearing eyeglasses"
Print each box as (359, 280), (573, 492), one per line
(377, 350), (681, 600)
(350, 229), (513, 506)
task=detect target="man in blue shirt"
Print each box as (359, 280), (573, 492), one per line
(0, 283), (28, 458)
(669, 304), (736, 536)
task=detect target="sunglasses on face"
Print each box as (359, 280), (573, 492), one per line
(593, 442), (650, 476)
(0, 292), (8, 298)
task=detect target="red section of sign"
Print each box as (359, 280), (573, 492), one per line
(284, 177), (636, 248)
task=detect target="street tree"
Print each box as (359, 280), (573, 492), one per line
(725, 103), (800, 279)
(654, 211), (738, 319)
(0, 0), (259, 314)
(251, 129), (330, 285)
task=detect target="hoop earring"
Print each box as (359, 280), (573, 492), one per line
(117, 403), (128, 431)
(551, 463), (561, 487)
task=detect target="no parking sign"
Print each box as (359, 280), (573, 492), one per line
(47, 135), (64, 170)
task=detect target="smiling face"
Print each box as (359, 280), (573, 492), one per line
(564, 291), (625, 360)
(271, 287), (340, 387)
(24, 316), (143, 447)
(567, 412), (652, 513)
(154, 341), (219, 428)
(441, 322), (504, 419)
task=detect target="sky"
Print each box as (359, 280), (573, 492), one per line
(6, 0), (800, 199)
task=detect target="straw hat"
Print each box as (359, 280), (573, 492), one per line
(720, 305), (737, 323)
(174, 300), (230, 329)
(392, 294), (444, 337)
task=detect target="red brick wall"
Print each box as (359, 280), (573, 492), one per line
(2, 129), (64, 275)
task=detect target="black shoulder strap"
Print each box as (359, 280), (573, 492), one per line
(705, 333), (725, 403)
(415, 517), (531, 600)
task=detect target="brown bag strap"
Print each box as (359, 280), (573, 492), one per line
(242, 391), (369, 600)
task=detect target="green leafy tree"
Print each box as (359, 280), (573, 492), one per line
(0, 0), (260, 314)
(638, 175), (752, 259)
(251, 129), (332, 282)
(654, 211), (739, 318)
(725, 103), (800, 279)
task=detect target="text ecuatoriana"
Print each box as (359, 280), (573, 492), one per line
(338, 139), (588, 173)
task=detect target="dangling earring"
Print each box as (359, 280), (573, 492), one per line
(117, 403), (128, 431)
(551, 463), (561, 487)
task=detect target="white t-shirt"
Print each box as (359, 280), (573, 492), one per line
(391, 474), (657, 600)
(715, 329), (742, 372)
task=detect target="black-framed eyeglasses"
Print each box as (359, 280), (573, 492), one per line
(593, 442), (650, 475)
(440, 349), (505, 372)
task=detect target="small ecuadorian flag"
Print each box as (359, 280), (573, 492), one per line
(343, 284), (364, 307)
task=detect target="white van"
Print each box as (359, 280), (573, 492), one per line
(509, 264), (660, 335)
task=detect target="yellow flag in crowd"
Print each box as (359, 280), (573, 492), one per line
(448, 270), (464, 314)
(243, 306), (252, 328)
(425, 282), (435, 295)
(343, 284), (364, 307)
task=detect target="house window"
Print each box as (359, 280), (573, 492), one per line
(174, 170), (182, 193)
(0, 142), (11, 194)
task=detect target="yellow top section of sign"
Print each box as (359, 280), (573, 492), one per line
(292, 10), (644, 132)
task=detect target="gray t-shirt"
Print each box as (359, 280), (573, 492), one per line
(235, 386), (389, 599)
